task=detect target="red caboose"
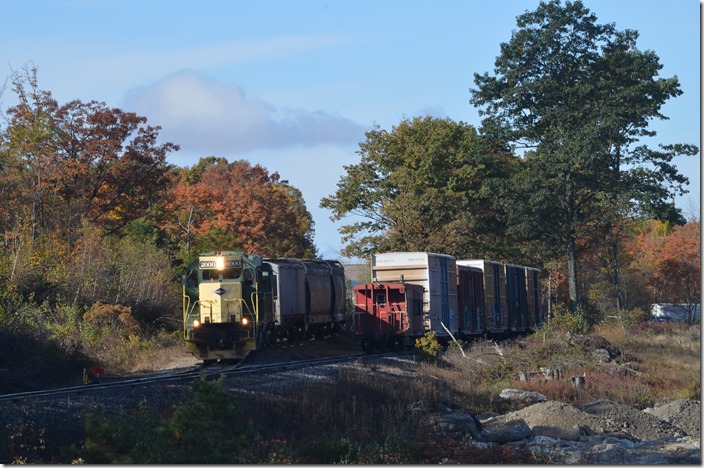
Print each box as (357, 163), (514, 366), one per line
(353, 282), (425, 352)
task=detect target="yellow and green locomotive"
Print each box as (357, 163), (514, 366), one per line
(182, 251), (346, 363)
(182, 251), (275, 363)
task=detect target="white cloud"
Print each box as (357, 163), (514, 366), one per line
(123, 70), (365, 157)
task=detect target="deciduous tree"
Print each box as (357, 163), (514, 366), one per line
(163, 158), (317, 258)
(321, 116), (513, 259)
(631, 221), (700, 323)
(0, 66), (178, 242)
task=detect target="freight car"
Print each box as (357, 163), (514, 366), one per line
(352, 282), (425, 352)
(354, 252), (542, 351)
(182, 251), (346, 363)
(371, 252), (459, 337)
(266, 258), (346, 341)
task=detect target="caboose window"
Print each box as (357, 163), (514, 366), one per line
(413, 299), (422, 316)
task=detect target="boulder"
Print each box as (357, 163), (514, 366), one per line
(481, 418), (533, 443)
(427, 410), (481, 438)
(498, 388), (547, 404)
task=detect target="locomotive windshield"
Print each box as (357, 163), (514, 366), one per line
(202, 267), (242, 280)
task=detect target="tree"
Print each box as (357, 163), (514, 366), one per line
(321, 116), (514, 259)
(0, 66), (178, 242)
(162, 157), (317, 258)
(470, 0), (697, 315)
(631, 221), (701, 323)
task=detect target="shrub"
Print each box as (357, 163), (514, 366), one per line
(81, 374), (253, 463)
(541, 304), (589, 335)
(602, 307), (649, 329)
(415, 331), (442, 361)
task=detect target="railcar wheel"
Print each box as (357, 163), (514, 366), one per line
(202, 359), (216, 366)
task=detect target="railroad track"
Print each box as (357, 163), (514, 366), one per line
(0, 352), (367, 403)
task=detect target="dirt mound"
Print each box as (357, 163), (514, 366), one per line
(493, 398), (693, 442)
(644, 399), (701, 438)
(578, 399), (684, 440)
(493, 400), (605, 434)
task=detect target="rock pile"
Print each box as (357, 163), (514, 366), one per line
(427, 395), (700, 464)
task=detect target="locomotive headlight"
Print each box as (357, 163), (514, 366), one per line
(193, 320), (200, 328)
(241, 317), (248, 326)
(215, 256), (225, 270)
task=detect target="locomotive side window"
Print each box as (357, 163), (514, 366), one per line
(244, 268), (254, 285)
(375, 292), (386, 306)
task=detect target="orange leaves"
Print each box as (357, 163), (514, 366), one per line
(83, 302), (140, 338)
(163, 158), (316, 257)
(1, 86), (177, 240)
(630, 221), (701, 305)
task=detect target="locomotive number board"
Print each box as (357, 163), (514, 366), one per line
(199, 260), (242, 269)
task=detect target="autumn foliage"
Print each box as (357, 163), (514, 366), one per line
(0, 68), (318, 380)
(161, 158), (316, 258)
(630, 221), (701, 321)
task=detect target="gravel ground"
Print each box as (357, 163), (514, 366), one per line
(0, 334), (700, 463)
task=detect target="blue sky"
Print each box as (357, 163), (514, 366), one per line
(1, 0), (700, 259)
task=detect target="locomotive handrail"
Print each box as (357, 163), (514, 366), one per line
(182, 289), (191, 337)
(199, 300), (214, 323)
(182, 290), (202, 331)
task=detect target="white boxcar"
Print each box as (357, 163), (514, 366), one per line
(371, 252), (458, 336)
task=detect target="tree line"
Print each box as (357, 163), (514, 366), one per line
(0, 0), (699, 377)
(323, 0), (699, 323)
(0, 67), (319, 376)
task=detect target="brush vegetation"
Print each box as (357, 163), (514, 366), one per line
(3, 318), (699, 464)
